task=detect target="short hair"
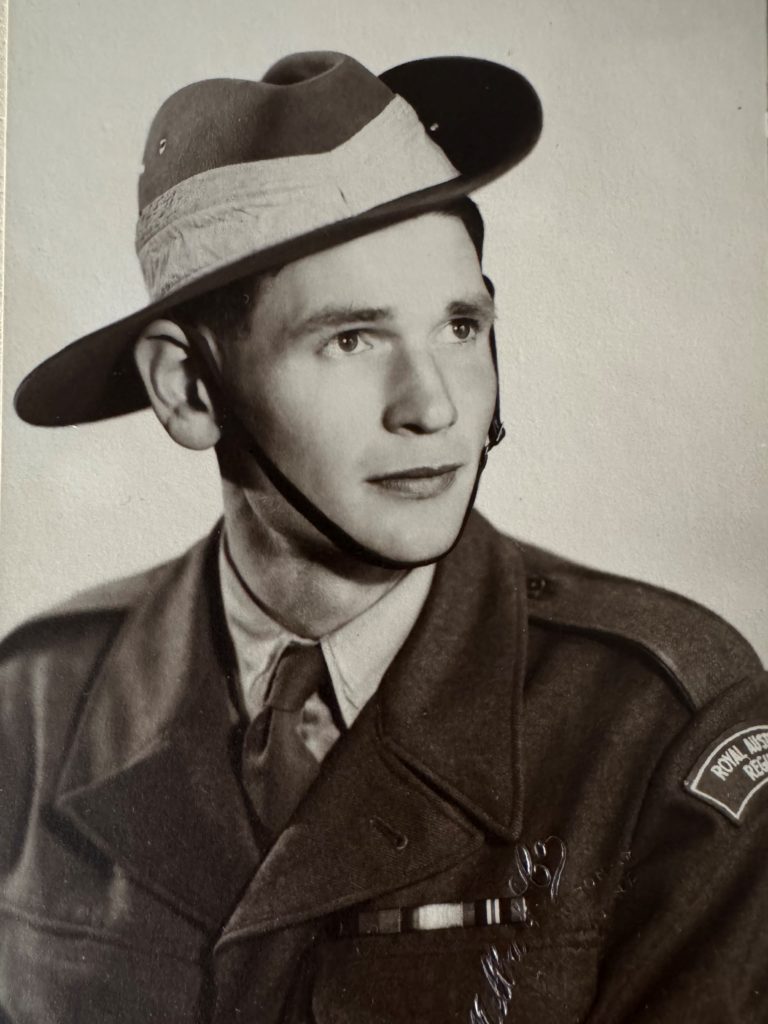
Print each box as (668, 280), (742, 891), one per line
(169, 196), (485, 343)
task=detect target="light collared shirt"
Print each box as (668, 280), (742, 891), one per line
(219, 536), (434, 760)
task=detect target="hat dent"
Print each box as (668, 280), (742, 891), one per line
(138, 53), (394, 210)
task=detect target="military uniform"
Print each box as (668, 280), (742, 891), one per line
(1, 511), (765, 1023)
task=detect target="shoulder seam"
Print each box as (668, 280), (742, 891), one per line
(517, 539), (762, 710)
(528, 614), (700, 712)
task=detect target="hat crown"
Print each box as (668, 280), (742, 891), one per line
(138, 52), (393, 210)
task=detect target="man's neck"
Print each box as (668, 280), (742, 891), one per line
(221, 482), (406, 639)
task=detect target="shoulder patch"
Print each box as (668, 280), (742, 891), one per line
(517, 541), (763, 710)
(684, 724), (768, 825)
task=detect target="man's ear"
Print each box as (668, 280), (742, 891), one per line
(133, 319), (222, 450)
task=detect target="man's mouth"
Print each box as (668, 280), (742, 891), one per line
(367, 463), (463, 499)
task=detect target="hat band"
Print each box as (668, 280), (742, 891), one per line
(135, 96), (458, 301)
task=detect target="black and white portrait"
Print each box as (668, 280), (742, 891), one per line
(0, 1), (766, 1021)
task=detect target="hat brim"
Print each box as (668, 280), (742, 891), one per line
(15, 56), (542, 426)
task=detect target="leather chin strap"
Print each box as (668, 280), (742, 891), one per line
(177, 282), (504, 571)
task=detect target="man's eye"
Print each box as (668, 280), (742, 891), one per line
(324, 330), (372, 356)
(450, 318), (480, 342)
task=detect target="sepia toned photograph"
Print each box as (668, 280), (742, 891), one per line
(0, 1), (766, 1021)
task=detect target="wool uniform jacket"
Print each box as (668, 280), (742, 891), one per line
(0, 512), (766, 1023)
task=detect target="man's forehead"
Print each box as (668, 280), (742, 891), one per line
(257, 212), (486, 327)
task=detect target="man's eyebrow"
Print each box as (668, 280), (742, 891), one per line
(447, 293), (497, 322)
(289, 306), (392, 338)
(288, 293), (496, 339)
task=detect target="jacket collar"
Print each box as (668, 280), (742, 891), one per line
(378, 511), (527, 836)
(53, 513), (528, 936)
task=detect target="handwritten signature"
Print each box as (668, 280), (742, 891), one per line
(469, 836), (567, 1024)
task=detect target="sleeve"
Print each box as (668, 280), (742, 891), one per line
(587, 670), (768, 1024)
(0, 645), (37, 876)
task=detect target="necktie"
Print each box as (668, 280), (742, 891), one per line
(240, 643), (331, 835)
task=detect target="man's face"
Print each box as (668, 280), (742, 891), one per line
(222, 212), (498, 564)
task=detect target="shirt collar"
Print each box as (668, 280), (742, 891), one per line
(219, 535), (434, 726)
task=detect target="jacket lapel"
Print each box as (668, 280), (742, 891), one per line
(53, 529), (261, 929)
(218, 513), (527, 947)
(52, 512), (527, 939)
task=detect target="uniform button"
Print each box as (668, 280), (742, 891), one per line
(526, 575), (552, 600)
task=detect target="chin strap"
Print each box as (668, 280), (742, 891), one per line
(480, 275), (506, 472)
(177, 287), (505, 570)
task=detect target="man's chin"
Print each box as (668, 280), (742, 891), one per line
(338, 487), (476, 565)
(352, 518), (466, 567)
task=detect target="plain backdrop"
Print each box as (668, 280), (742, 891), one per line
(1, 0), (766, 661)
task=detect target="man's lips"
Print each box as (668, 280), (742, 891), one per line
(367, 463), (464, 498)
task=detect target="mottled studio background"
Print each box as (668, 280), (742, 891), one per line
(1, 0), (767, 660)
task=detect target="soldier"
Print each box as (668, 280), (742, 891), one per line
(1, 50), (766, 1023)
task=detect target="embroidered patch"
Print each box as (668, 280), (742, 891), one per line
(684, 724), (768, 825)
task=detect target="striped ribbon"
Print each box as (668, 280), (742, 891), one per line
(335, 896), (528, 938)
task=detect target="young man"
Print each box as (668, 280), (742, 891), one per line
(1, 51), (766, 1024)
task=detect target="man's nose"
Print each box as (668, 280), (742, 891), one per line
(382, 347), (458, 435)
